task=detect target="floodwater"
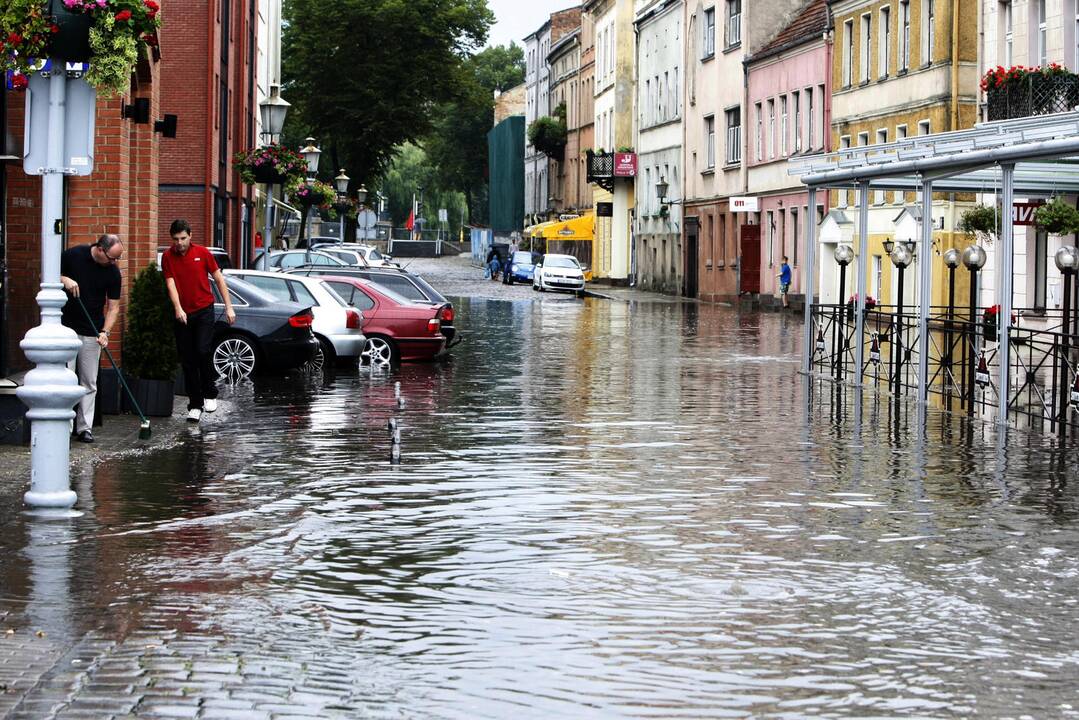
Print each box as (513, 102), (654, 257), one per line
(2, 292), (1079, 718)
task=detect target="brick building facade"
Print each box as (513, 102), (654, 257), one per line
(158, 0), (259, 267)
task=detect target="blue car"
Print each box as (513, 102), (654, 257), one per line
(504, 251), (540, 285)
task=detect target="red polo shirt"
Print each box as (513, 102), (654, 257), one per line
(161, 244), (220, 314)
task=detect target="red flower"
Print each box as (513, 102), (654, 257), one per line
(144, 0), (160, 12)
(10, 73), (28, 91)
(115, 10), (132, 21)
(50, 24), (60, 34)
(7, 32), (22, 46)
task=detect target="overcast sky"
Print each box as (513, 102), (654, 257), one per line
(485, 0), (577, 48)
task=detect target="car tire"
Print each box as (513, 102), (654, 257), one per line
(212, 334), (259, 382)
(361, 335), (397, 368)
(304, 335), (334, 374)
(507, 275), (514, 285)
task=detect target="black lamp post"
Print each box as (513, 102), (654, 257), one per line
(888, 241), (915, 397)
(834, 244), (854, 382)
(1055, 245), (1078, 436)
(943, 248), (961, 410)
(963, 244), (988, 417)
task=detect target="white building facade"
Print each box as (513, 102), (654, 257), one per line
(525, 22), (553, 223)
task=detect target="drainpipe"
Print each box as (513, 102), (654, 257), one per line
(951, 0), (960, 130)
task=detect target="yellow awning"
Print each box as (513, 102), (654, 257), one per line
(537, 214), (594, 241)
(525, 220), (557, 237)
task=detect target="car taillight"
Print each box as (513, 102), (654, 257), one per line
(346, 309), (362, 329)
(439, 305), (454, 322)
(289, 310), (314, 328)
(427, 318), (441, 335)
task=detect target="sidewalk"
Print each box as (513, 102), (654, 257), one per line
(0, 396), (232, 493)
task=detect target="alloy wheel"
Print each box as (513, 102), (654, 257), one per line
(213, 337), (257, 382)
(362, 337), (394, 368)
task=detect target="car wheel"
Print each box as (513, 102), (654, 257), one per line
(304, 336), (333, 374)
(212, 334), (258, 382)
(507, 275), (514, 285)
(361, 335), (396, 368)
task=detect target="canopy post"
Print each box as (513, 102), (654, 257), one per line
(802, 186), (818, 375)
(917, 178), (933, 405)
(997, 163), (1016, 427)
(854, 181), (870, 386)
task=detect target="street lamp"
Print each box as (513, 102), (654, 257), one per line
(300, 137), (321, 176)
(833, 244), (854, 382)
(1055, 245), (1078, 435)
(889, 242), (915, 398)
(943, 248), (961, 410)
(656, 176), (669, 205)
(257, 87), (289, 264)
(962, 244), (987, 417)
(882, 239), (916, 255)
(334, 169), (350, 241)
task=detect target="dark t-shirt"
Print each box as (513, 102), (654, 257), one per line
(61, 245), (122, 337)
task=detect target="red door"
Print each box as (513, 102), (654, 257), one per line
(739, 224), (761, 295)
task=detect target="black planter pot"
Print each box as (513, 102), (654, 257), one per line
(983, 320), (998, 343)
(48, 0), (92, 63)
(252, 164), (288, 185)
(132, 377), (175, 417)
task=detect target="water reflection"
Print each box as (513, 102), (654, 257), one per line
(0, 295), (1078, 716)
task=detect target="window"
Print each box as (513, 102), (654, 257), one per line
(726, 107), (741, 165)
(875, 129), (887, 204)
(839, 136), (851, 207)
(924, 0), (934, 63)
(794, 92), (802, 152)
(858, 131), (869, 147)
(704, 7), (716, 57)
(807, 88), (815, 149)
(755, 102), (763, 161)
(791, 207), (800, 266)
(726, 0), (741, 48)
(289, 281), (318, 306)
(879, 6), (890, 78)
(705, 114), (716, 168)
(1003, 1), (1013, 68)
(1038, 0), (1047, 66)
(900, 0), (910, 70)
(780, 96), (788, 155)
(767, 99), (776, 158)
(894, 125), (907, 203)
(860, 13), (871, 83)
(873, 255), (883, 300)
(241, 275), (291, 302)
(844, 19), (854, 86)
(1034, 229), (1048, 310)
(918, 119), (931, 135)
(767, 210), (775, 266)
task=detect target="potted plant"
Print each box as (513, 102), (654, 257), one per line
(1033, 196), (1079, 236)
(958, 204), (1000, 245)
(291, 180), (336, 246)
(846, 294), (877, 320)
(982, 305), (1019, 342)
(233, 143), (306, 187)
(124, 263), (178, 416)
(1, 0), (161, 97)
(527, 102), (567, 159)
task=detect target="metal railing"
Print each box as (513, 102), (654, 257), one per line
(986, 75), (1079, 121)
(809, 304), (1079, 434)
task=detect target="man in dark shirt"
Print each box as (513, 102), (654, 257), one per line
(161, 219), (235, 423)
(60, 234), (124, 443)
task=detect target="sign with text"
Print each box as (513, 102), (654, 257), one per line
(730, 196), (759, 213)
(1013, 201), (1045, 226)
(24, 69), (96, 176)
(613, 153), (637, 177)
(596, 202), (613, 217)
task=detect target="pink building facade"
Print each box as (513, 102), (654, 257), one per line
(744, 0), (831, 308)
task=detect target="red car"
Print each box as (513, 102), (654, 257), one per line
(320, 276), (453, 365)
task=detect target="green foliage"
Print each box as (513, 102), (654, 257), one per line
(423, 43), (525, 224)
(1034, 197), (1079, 235)
(380, 144), (468, 235)
(958, 204), (1000, 244)
(125, 264), (178, 381)
(528, 103), (567, 159)
(282, 0), (494, 185)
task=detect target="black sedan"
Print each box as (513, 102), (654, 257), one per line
(285, 265), (460, 347)
(210, 276), (318, 381)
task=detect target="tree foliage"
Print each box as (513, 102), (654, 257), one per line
(528, 102), (567, 159)
(424, 43), (525, 224)
(381, 144), (468, 237)
(281, 0), (494, 186)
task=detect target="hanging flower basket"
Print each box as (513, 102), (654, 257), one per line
(846, 294), (877, 321)
(233, 144), (306, 188)
(1033, 196), (1079, 236)
(291, 180), (336, 210)
(0, 0), (161, 97)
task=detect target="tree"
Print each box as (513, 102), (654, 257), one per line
(424, 43), (525, 224)
(381, 144), (468, 239)
(281, 0), (494, 187)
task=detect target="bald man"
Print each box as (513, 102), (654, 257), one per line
(60, 234), (124, 443)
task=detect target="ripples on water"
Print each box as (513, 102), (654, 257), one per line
(2, 296), (1079, 718)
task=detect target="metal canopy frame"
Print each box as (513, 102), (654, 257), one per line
(793, 110), (1079, 429)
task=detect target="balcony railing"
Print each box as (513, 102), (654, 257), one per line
(986, 75), (1079, 121)
(586, 151), (615, 192)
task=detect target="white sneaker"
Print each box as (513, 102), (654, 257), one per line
(204, 398), (218, 413)
(186, 408), (202, 423)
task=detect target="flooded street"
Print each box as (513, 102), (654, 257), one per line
(2, 270), (1079, 718)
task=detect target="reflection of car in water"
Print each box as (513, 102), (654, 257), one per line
(533, 254), (586, 294)
(504, 251), (540, 285)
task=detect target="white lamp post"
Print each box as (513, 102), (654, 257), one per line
(335, 169), (350, 241)
(257, 86), (288, 262)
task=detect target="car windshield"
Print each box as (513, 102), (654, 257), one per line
(545, 256), (580, 269)
(513, 251), (533, 264)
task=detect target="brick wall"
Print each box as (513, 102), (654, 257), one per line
(550, 7), (582, 45)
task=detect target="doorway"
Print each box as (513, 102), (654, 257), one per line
(739, 224), (762, 295)
(684, 217), (699, 298)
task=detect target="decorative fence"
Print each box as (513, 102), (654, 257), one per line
(810, 304), (1079, 434)
(986, 75), (1079, 121)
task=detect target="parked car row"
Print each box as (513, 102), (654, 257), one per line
(192, 257), (455, 382)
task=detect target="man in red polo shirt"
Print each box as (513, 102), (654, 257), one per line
(161, 219), (235, 423)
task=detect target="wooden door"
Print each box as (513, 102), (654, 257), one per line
(739, 224), (761, 295)
(684, 218), (699, 298)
